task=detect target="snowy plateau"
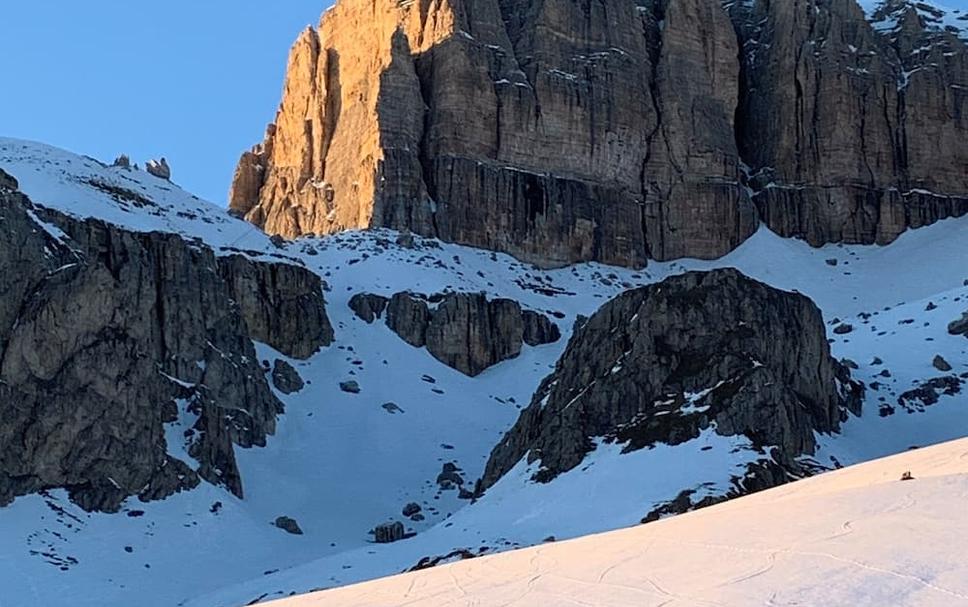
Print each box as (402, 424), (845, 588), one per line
(0, 130), (967, 607)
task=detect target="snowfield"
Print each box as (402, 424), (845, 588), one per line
(270, 436), (968, 607)
(0, 136), (967, 607)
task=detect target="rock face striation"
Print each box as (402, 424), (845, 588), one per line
(229, 0), (756, 267)
(479, 269), (863, 492)
(231, 0), (968, 268)
(729, 0), (968, 247)
(0, 178), (332, 512)
(350, 291), (560, 376)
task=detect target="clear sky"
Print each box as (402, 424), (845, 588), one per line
(0, 2), (329, 204)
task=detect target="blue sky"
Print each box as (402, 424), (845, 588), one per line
(0, 2), (328, 204)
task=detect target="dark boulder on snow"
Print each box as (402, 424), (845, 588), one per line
(480, 269), (863, 492)
(340, 380), (361, 394)
(271, 360), (305, 395)
(933, 355), (953, 373)
(274, 516), (304, 535)
(0, 186), (293, 512)
(436, 462), (465, 490)
(377, 291), (560, 376)
(949, 312), (968, 337)
(833, 323), (854, 335)
(372, 521), (405, 544)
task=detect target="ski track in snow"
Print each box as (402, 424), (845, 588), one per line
(274, 438), (968, 607)
(0, 137), (967, 607)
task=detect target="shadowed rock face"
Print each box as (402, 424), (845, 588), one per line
(728, 0), (968, 246)
(479, 269), (863, 492)
(232, 0), (968, 268)
(351, 291), (560, 376)
(0, 182), (332, 512)
(217, 255), (334, 359)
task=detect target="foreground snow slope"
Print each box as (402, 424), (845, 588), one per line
(1, 138), (967, 607)
(273, 437), (968, 607)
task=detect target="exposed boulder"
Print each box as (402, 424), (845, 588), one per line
(145, 158), (171, 180)
(379, 291), (559, 376)
(372, 521), (405, 544)
(933, 355), (953, 372)
(217, 254), (333, 359)
(436, 462), (465, 490)
(340, 380), (361, 394)
(112, 155), (131, 170)
(480, 269), (863, 492)
(949, 312), (968, 336)
(0, 187), (288, 512)
(271, 360), (305, 394)
(274, 516), (304, 535)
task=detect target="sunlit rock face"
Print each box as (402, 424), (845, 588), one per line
(231, 0), (968, 268)
(230, 0), (755, 268)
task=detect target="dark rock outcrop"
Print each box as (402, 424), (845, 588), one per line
(145, 158), (171, 181)
(372, 521), (405, 544)
(949, 312), (968, 336)
(271, 359), (305, 394)
(348, 293), (389, 324)
(374, 291), (559, 376)
(217, 255), (333, 359)
(480, 269), (863, 492)
(0, 167), (18, 191)
(0, 186), (327, 512)
(274, 516), (304, 535)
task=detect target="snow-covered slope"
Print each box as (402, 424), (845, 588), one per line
(1, 137), (967, 607)
(270, 436), (968, 607)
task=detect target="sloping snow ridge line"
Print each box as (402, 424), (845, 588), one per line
(270, 437), (968, 607)
(0, 136), (967, 607)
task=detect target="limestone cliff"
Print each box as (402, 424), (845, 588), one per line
(349, 291), (560, 376)
(729, 0), (968, 247)
(231, 0), (755, 267)
(232, 0), (968, 268)
(0, 176), (333, 512)
(479, 269), (864, 492)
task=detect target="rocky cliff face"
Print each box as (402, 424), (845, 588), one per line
(0, 176), (332, 512)
(729, 0), (968, 247)
(232, 0), (968, 268)
(479, 269), (863, 492)
(350, 291), (559, 376)
(230, 0), (757, 267)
